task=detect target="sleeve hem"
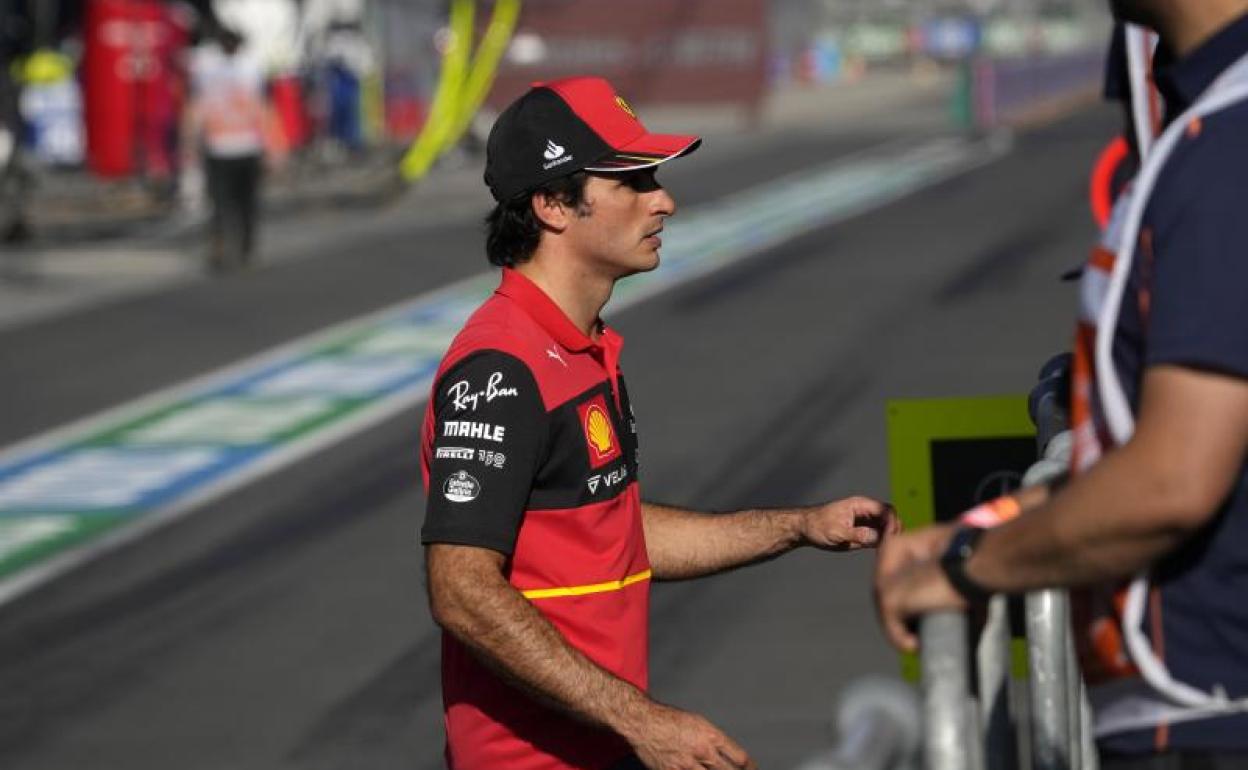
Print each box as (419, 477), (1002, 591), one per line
(1145, 352), (1248, 382)
(420, 527), (516, 555)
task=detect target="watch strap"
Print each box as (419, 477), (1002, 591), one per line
(940, 526), (992, 604)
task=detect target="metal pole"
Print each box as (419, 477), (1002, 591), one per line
(1027, 590), (1073, 770)
(1065, 621), (1084, 770)
(977, 593), (1017, 770)
(1078, 678), (1100, 770)
(921, 611), (976, 770)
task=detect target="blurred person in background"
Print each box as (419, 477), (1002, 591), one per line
(875, 1), (1248, 768)
(420, 77), (899, 770)
(183, 25), (283, 273)
(0, 0), (29, 242)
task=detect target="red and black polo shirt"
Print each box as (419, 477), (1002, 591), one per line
(420, 268), (649, 770)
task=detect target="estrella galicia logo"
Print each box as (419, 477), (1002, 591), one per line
(443, 470), (481, 503)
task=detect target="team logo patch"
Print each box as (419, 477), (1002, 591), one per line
(543, 139), (566, 161)
(477, 449), (506, 469)
(615, 96), (636, 119)
(541, 138), (573, 170)
(443, 470), (481, 503)
(577, 394), (621, 468)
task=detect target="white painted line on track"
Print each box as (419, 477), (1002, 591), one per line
(0, 134), (1009, 607)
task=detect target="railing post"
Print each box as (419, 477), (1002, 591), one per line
(1078, 677), (1100, 770)
(1026, 590), (1074, 770)
(920, 611), (978, 770)
(977, 594), (1017, 770)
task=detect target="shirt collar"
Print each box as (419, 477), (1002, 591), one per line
(496, 268), (619, 354)
(1155, 11), (1248, 122)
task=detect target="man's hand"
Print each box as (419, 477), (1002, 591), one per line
(800, 496), (900, 551)
(872, 525), (966, 652)
(621, 702), (756, 770)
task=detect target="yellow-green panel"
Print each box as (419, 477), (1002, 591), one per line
(886, 395), (1034, 532)
(886, 394), (1035, 681)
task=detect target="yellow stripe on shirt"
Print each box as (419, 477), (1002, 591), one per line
(520, 569), (652, 600)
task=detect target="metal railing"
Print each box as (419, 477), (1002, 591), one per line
(917, 589), (1097, 770)
(917, 351), (1098, 769)
(791, 574), (1094, 770)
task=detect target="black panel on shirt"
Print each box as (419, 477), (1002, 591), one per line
(617, 373), (641, 471)
(422, 351), (547, 554)
(528, 379), (639, 511)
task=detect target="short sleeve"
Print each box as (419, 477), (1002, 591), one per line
(421, 351), (547, 554)
(1145, 149), (1248, 380)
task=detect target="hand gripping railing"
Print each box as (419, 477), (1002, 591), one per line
(918, 352), (1100, 769)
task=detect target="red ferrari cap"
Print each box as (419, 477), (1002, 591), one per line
(484, 76), (701, 202)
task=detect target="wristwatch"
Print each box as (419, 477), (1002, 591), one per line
(939, 526), (992, 604)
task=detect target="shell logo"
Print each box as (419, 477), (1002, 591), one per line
(585, 405), (614, 458)
(578, 395), (621, 467)
(615, 96), (637, 119)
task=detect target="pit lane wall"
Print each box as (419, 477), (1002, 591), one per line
(958, 49), (1106, 131)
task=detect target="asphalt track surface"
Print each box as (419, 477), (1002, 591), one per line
(0, 105), (1115, 769)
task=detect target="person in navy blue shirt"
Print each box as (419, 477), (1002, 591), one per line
(875, 1), (1248, 767)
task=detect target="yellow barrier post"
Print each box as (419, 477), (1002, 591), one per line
(441, 0), (521, 154)
(400, 0), (475, 181)
(399, 0), (522, 183)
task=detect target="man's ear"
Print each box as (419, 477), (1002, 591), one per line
(531, 191), (570, 233)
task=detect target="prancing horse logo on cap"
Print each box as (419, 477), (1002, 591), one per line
(615, 96), (636, 118)
(543, 139), (565, 161)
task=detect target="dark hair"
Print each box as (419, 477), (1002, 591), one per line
(485, 172), (590, 267)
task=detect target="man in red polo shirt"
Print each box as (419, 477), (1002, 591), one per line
(420, 77), (898, 770)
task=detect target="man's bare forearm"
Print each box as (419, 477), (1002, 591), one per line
(641, 503), (803, 580)
(425, 545), (653, 741)
(968, 442), (1205, 593)
(967, 367), (1248, 593)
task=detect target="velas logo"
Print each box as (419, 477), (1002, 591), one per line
(586, 466), (628, 495)
(543, 139), (565, 161)
(615, 96), (636, 119)
(443, 470), (481, 503)
(577, 394), (621, 469)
